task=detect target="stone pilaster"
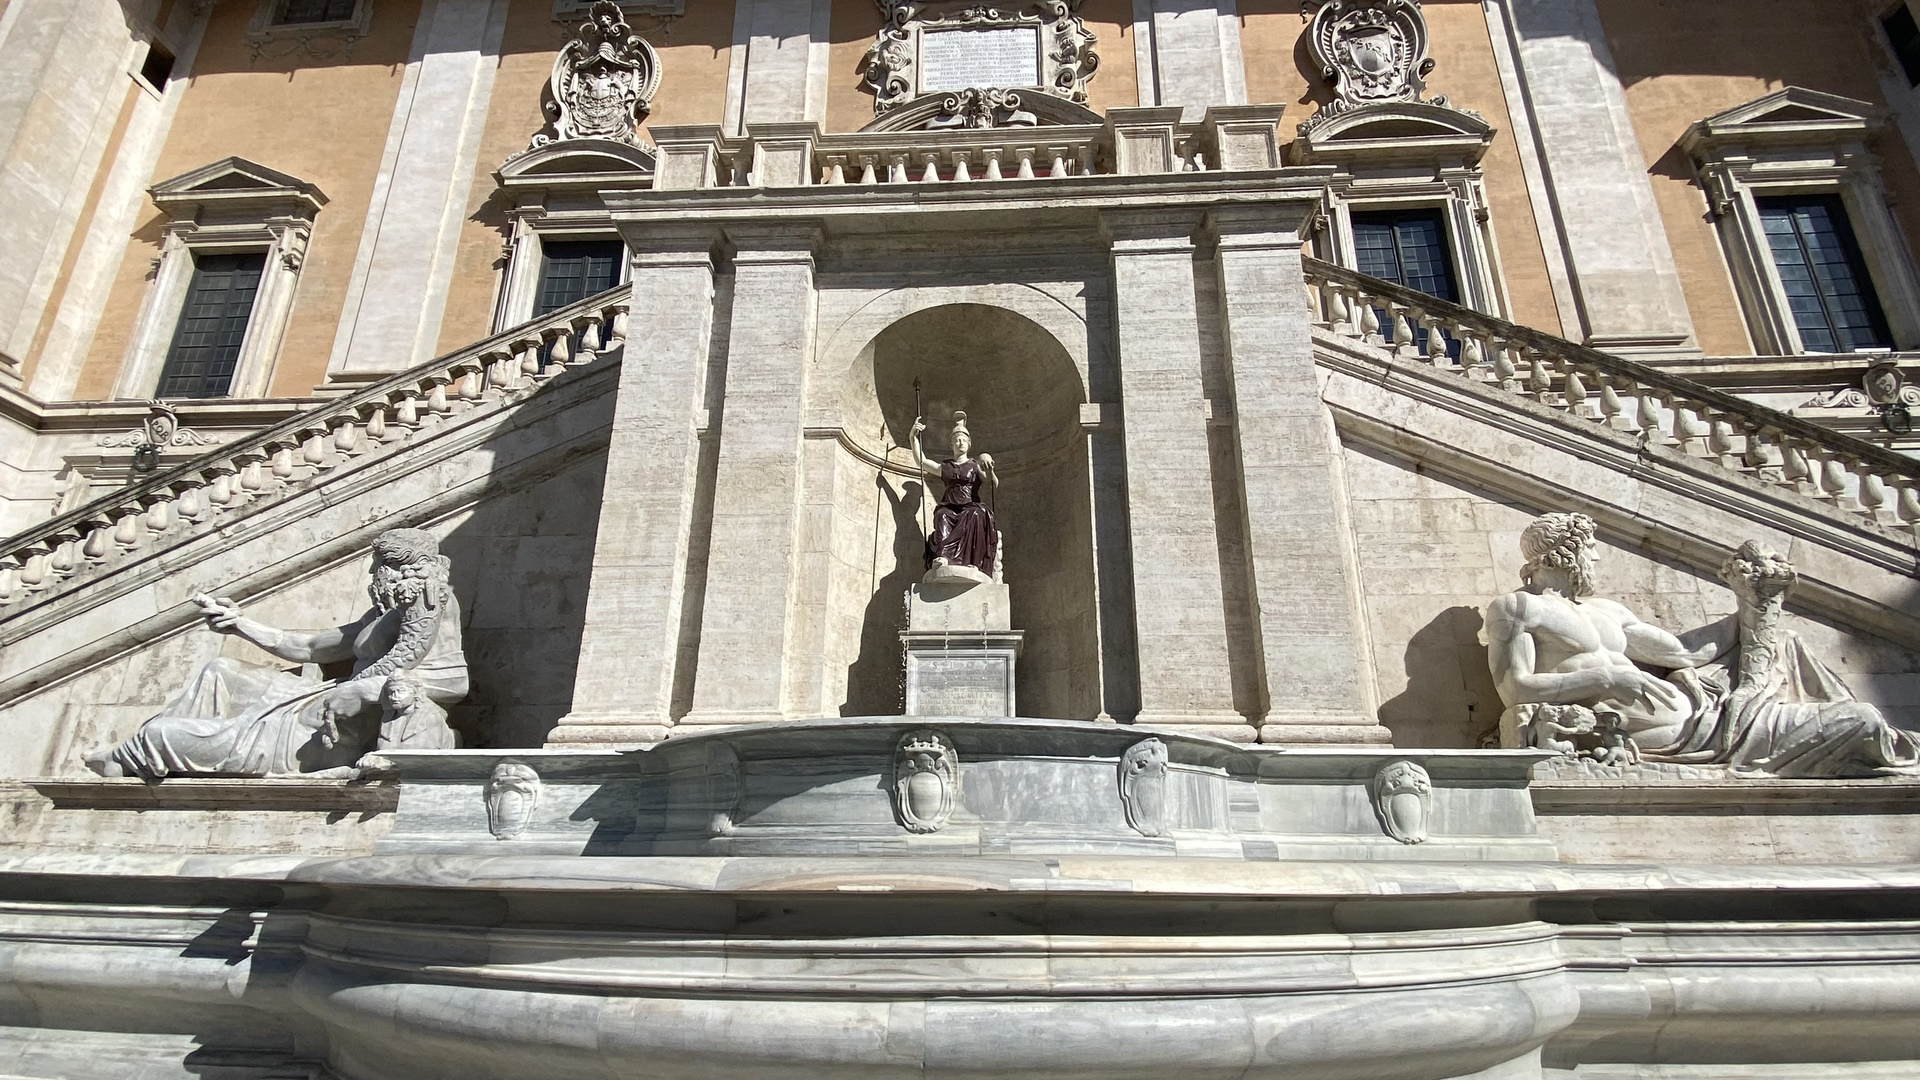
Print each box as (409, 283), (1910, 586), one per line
(724, 0), (834, 135)
(1130, 0), (1247, 121)
(1491, 0), (1697, 358)
(324, 0), (511, 385)
(1208, 205), (1389, 746)
(680, 223), (821, 728)
(550, 226), (720, 746)
(1102, 209), (1251, 742)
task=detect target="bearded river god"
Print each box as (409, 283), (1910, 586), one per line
(1486, 511), (1919, 779)
(84, 528), (468, 779)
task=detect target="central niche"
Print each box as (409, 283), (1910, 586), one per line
(826, 303), (1097, 719)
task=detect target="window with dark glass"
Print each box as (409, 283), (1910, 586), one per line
(1886, 4), (1920, 86)
(1351, 207), (1461, 352)
(139, 43), (174, 93)
(535, 239), (625, 316)
(276, 0), (358, 25)
(1756, 194), (1893, 353)
(156, 252), (265, 399)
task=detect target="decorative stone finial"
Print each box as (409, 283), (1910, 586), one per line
(529, 0), (661, 150)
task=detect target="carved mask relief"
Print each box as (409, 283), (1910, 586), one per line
(893, 729), (959, 833)
(1369, 759), (1432, 844)
(1117, 738), (1169, 838)
(484, 762), (542, 840)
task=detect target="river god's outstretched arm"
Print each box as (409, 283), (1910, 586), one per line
(192, 594), (361, 664)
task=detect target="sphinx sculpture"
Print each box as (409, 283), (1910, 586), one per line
(85, 528), (467, 779)
(1486, 512), (1918, 779)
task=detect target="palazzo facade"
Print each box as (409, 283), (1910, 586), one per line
(0, 1), (1919, 1077)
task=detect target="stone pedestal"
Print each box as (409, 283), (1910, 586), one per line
(901, 579), (1023, 717)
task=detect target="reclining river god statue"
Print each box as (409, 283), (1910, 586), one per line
(85, 528), (467, 779)
(1486, 512), (1918, 778)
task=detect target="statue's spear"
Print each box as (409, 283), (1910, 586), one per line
(912, 377), (930, 539)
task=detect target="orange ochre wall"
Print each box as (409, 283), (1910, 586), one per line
(432, 1), (734, 356)
(1239, 0), (1566, 337)
(76, 0), (422, 400)
(1597, 0), (1920, 357)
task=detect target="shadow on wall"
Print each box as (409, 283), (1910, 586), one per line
(1376, 605), (1503, 749)
(437, 448), (608, 749)
(843, 475), (927, 716)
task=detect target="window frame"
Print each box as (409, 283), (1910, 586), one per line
(245, 0), (372, 56)
(496, 230), (631, 333)
(1684, 87), (1920, 356)
(118, 158), (324, 400)
(1291, 101), (1508, 319)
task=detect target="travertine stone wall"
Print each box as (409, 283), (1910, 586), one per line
(1343, 441), (1920, 748)
(1132, 0), (1247, 120)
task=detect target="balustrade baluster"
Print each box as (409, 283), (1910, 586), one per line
(1357, 295), (1381, 344)
(1458, 332), (1484, 374)
(1526, 353), (1552, 397)
(984, 151), (1003, 180)
(1049, 150), (1068, 177)
(82, 522), (110, 561)
(1015, 149), (1036, 179)
(1597, 374), (1626, 427)
(576, 316), (603, 364)
(1390, 307), (1414, 356)
(858, 156), (878, 184)
(1493, 344), (1518, 389)
(1670, 401), (1708, 455)
(1425, 318), (1448, 366)
(1561, 364), (1589, 417)
(1898, 481), (1920, 524)
(1635, 388), (1664, 438)
(606, 304), (630, 350)
(0, 560), (17, 603)
(1707, 416), (1738, 466)
(113, 508), (141, 550)
(952, 152), (972, 182)
(543, 329), (571, 376)
(1859, 469), (1890, 520)
(1817, 452), (1849, 502)
(271, 445), (297, 481)
(302, 431), (328, 468)
(144, 495), (172, 534)
(920, 154), (939, 182)
(20, 550), (46, 589)
(178, 484), (206, 523)
(49, 538), (75, 577)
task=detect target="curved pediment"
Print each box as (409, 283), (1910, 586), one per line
(860, 88), (1104, 133)
(1293, 100), (1494, 168)
(499, 138), (656, 182)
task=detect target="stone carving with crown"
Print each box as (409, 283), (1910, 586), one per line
(528, 0), (662, 150)
(1299, 0), (1452, 133)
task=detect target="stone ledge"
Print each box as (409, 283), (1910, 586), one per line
(1532, 777), (1920, 814)
(12, 777), (399, 813)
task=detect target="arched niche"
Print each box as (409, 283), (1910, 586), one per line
(822, 303), (1099, 721)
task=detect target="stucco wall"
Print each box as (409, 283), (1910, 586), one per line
(1597, 0), (1920, 358)
(1344, 440), (1920, 748)
(76, 0), (422, 401)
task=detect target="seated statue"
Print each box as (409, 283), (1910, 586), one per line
(85, 528), (467, 779)
(1486, 512), (1917, 778)
(909, 410), (1000, 585)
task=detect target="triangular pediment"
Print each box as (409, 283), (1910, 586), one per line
(1686, 87), (1885, 150)
(150, 156), (326, 202)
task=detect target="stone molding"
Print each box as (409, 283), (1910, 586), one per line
(24, 776), (397, 812)
(1683, 86), (1920, 355)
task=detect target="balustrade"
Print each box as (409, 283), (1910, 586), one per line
(0, 287), (633, 610)
(1304, 257), (1920, 533)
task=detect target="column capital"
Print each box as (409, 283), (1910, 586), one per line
(1205, 203), (1318, 253)
(1100, 208), (1205, 254)
(725, 221), (825, 266)
(621, 223), (724, 270)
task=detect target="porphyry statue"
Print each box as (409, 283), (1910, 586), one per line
(1486, 512), (1917, 778)
(909, 410), (1001, 585)
(85, 528), (467, 779)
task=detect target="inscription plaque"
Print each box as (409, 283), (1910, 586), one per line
(920, 26), (1040, 92)
(907, 653), (1014, 716)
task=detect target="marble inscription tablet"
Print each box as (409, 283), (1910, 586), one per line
(920, 26), (1040, 92)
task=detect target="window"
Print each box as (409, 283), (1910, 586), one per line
(1756, 195), (1894, 353)
(1886, 4), (1920, 86)
(1684, 87), (1920, 354)
(1351, 208), (1462, 352)
(156, 253), (267, 398)
(276, 0), (358, 23)
(535, 240), (624, 316)
(138, 43), (175, 93)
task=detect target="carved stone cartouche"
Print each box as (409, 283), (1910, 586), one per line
(1117, 738), (1169, 838)
(893, 729), (959, 834)
(862, 1), (1098, 115)
(528, 0), (661, 150)
(1370, 760), (1431, 844)
(484, 762), (542, 840)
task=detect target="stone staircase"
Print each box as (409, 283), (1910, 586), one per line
(1303, 257), (1920, 536)
(0, 285), (632, 618)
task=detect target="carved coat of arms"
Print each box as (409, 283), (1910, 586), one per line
(532, 0), (662, 148)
